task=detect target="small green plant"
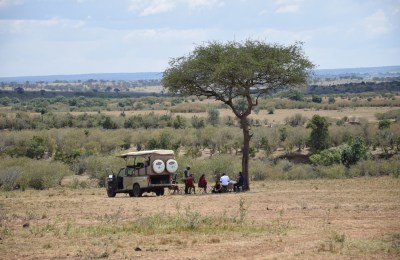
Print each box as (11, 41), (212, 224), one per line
(238, 197), (247, 225)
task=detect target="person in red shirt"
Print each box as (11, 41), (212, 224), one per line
(212, 180), (222, 193)
(198, 174), (208, 193)
(186, 174), (196, 194)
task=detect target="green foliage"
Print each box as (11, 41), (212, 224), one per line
(310, 147), (342, 166)
(191, 115), (205, 129)
(26, 136), (47, 159)
(207, 107), (220, 126)
(347, 155), (400, 177)
(307, 115), (330, 153)
(311, 95), (322, 103)
(284, 89), (304, 101)
(173, 115), (187, 129)
(341, 137), (371, 167)
(101, 116), (118, 129)
(260, 137), (271, 156)
(378, 119), (391, 129)
(0, 157), (73, 190)
(85, 156), (122, 187)
(315, 164), (347, 179)
(279, 127), (288, 142)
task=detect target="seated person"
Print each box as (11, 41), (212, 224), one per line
(186, 174), (196, 194)
(198, 174), (208, 193)
(234, 172), (244, 192)
(211, 180), (222, 193)
(219, 173), (230, 192)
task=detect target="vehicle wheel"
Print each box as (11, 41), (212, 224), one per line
(107, 190), (116, 198)
(155, 188), (164, 196)
(128, 191), (134, 197)
(132, 184), (141, 197)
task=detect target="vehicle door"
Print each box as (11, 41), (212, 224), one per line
(123, 167), (135, 190)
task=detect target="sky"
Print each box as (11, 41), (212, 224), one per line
(0, 0), (399, 77)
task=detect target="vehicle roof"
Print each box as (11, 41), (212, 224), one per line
(118, 149), (175, 158)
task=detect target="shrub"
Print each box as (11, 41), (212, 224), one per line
(341, 137), (371, 167)
(316, 165), (347, 179)
(85, 155), (122, 187)
(0, 167), (21, 191)
(310, 147), (342, 166)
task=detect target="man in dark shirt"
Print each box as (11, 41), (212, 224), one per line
(234, 172), (244, 192)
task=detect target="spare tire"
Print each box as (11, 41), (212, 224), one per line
(152, 159), (165, 174)
(166, 159), (178, 173)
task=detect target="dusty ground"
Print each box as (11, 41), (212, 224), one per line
(1, 177), (399, 259)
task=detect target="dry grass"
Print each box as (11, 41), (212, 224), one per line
(1, 177), (399, 259)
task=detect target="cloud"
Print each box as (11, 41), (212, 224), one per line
(0, 0), (24, 9)
(183, 0), (224, 9)
(128, 0), (224, 16)
(364, 10), (391, 36)
(275, 4), (299, 13)
(123, 28), (210, 42)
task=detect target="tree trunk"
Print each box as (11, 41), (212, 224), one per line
(241, 117), (250, 191)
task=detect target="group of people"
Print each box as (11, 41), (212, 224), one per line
(182, 165), (244, 194)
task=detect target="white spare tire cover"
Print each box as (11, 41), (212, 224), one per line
(152, 159), (165, 174)
(166, 159), (178, 173)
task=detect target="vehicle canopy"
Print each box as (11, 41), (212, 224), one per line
(118, 150), (175, 158)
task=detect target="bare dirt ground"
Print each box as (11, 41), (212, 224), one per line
(1, 177), (399, 259)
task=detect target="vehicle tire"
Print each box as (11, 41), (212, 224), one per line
(155, 188), (164, 196)
(152, 159), (165, 174)
(166, 159), (178, 173)
(132, 184), (142, 197)
(107, 190), (116, 198)
(128, 191), (134, 197)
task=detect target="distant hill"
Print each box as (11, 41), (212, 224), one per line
(0, 66), (399, 83)
(313, 66), (400, 77)
(0, 72), (163, 83)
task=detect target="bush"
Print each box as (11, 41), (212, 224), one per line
(348, 157), (400, 177)
(0, 158), (73, 190)
(85, 155), (122, 187)
(0, 167), (21, 191)
(316, 165), (347, 179)
(310, 146), (342, 166)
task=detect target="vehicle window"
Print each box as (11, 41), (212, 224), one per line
(127, 168), (134, 176)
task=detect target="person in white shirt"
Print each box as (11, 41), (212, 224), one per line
(219, 173), (230, 192)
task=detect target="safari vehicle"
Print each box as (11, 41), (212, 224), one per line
(105, 150), (178, 197)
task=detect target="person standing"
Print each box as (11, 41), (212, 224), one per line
(183, 165), (191, 194)
(186, 174), (196, 194)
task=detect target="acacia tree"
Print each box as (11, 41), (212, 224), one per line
(162, 40), (314, 190)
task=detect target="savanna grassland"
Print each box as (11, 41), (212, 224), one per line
(1, 177), (399, 259)
(1, 85), (400, 259)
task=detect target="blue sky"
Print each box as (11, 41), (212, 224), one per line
(0, 0), (399, 77)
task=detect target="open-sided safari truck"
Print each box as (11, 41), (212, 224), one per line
(105, 150), (178, 197)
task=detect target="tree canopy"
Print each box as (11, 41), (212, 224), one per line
(162, 40), (314, 190)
